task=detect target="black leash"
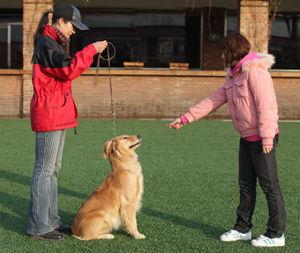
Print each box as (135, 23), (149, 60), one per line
(94, 42), (117, 136)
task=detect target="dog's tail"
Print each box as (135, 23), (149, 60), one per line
(72, 234), (88, 241)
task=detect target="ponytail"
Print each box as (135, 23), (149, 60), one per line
(31, 10), (53, 63)
(33, 10), (53, 46)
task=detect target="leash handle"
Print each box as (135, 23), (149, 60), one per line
(100, 41), (116, 61)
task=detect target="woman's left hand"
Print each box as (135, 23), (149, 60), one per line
(93, 40), (108, 54)
(262, 146), (273, 154)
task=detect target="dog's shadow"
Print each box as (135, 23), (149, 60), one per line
(142, 207), (224, 240)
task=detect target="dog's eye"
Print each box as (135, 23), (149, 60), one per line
(123, 137), (128, 140)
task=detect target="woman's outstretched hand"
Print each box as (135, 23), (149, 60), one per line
(93, 40), (108, 53)
(168, 118), (183, 130)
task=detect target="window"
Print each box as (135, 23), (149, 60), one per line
(71, 10), (198, 68)
(1, 3), (239, 70)
(0, 24), (8, 68)
(269, 14), (300, 69)
(226, 12), (238, 35)
(71, 8), (237, 69)
(0, 10), (22, 69)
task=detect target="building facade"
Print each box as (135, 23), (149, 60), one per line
(0, 0), (299, 119)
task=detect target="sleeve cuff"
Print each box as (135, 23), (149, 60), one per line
(87, 44), (98, 56)
(183, 112), (195, 123)
(262, 138), (273, 147)
(180, 115), (189, 125)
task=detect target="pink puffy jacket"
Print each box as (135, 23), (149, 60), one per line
(183, 53), (278, 147)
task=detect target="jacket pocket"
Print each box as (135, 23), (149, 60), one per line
(234, 79), (248, 98)
(224, 82), (233, 98)
(54, 94), (76, 127)
(30, 105), (52, 131)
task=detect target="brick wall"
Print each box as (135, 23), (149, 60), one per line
(274, 77), (300, 119)
(71, 73), (300, 120)
(0, 75), (22, 117)
(72, 74), (227, 119)
(1, 70), (300, 120)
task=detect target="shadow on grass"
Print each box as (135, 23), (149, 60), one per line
(0, 168), (87, 199)
(0, 191), (74, 235)
(143, 208), (224, 240)
(1, 169), (224, 239)
(0, 169), (83, 234)
(0, 192), (28, 234)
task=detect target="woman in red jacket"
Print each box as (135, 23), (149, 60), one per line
(27, 5), (107, 240)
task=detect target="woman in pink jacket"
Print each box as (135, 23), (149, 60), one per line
(169, 32), (285, 248)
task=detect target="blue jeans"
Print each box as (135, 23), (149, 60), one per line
(27, 130), (66, 235)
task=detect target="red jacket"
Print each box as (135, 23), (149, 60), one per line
(30, 25), (97, 132)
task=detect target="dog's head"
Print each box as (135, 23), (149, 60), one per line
(103, 135), (142, 160)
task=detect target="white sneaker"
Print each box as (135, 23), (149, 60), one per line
(220, 229), (252, 242)
(251, 234), (285, 247)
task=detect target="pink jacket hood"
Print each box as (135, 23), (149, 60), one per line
(228, 52), (275, 76)
(184, 52), (278, 147)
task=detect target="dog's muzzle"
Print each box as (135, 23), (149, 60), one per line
(130, 135), (142, 148)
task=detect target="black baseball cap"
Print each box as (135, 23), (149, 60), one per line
(53, 5), (89, 30)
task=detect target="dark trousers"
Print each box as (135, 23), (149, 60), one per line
(233, 135), (286, 238)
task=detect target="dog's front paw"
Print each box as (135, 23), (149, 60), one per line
(133, 233), (146, 240)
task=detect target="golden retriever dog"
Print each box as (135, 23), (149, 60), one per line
(71, 134), (145, 240)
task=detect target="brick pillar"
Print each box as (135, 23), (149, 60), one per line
(239, 0), (269, 53)
(22, 0), (53, 116)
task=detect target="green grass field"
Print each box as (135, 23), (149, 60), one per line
(0, 119), (299, 253)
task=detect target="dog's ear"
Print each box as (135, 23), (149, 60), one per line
(102, 140), (112, 159)
(103, 139), (119, 159)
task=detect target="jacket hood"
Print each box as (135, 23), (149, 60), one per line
(227, 52), (275, 76)
(242, 53), (275, 71)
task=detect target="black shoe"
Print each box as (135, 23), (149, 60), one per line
(55, 225), (72, 235)
(30, 230), (64, 241)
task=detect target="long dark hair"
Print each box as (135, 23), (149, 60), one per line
(33, 10), (53, 46)
(31, 10), (52, 63)
(220, 32), (251, 67)
(32, 10), (64, 62)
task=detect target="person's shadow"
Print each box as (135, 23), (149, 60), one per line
(0, 191), (74, 235)
(142, 208), (224, 240)
(0, 169), (87, 199)
(1, 169), (225, 239)
(0, 169), (86, 235)
(0, 191), (28, 234)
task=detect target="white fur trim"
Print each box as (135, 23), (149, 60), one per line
(242, 53), (275, 71)
(257, 53), (275, 65)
